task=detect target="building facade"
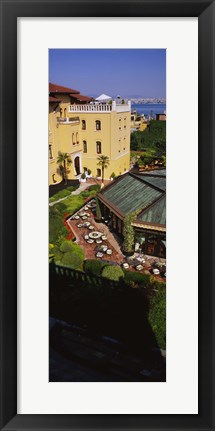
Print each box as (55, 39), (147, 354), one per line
(49, 83), (131, 185)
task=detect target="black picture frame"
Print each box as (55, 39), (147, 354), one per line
(0, 0), (214, 430)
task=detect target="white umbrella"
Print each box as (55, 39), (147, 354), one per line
(95, 93), (112, 101)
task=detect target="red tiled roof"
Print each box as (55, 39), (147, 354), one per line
(49, 82), (80, 94)
(49, 96), (61, 103)
(70, 93), (93, 102)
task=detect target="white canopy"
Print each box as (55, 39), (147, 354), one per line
(95, 93), (112, 101)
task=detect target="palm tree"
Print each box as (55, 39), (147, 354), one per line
(57, 151), (72, 185)
(97, 155), (110, 185)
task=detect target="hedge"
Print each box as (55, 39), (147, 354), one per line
(148, 287), (166, 350)
(124, 271), (150, 288)
(84, 259), (107, 276)
(102, 265), (124, 282)
(60, 252), (84, 270)
(87, 184), (101, 192)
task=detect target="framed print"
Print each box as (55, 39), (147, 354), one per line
(0, 0), (214, 430)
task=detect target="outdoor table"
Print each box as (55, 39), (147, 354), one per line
(106, 249), (112, 255)
(77, 224), (83, 228)
(82, 216), (88, 220)
(74, 215), (80, 219)
(136, 257), (145, 263)
(84, 235), (89, 240)
(88, 226), (94, 230)
(153, 268), (160, 275)
(89, 231), (102, 239)
(136, 264), (144, 271)
(84, 206), (89, 210)
(100, 245), (108, 252)
(96, 252), (103, 258)
(122, 263), (129, 269)
(83, 222), (90, 227)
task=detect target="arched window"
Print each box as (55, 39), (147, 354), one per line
(82, 120), (86, 130)
(95, 120), (101, 130)
(83, 141), (87, 153)
(96, 141), (101, 154)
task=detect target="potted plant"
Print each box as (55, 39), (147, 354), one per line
(110, 172), (116, 181)
(80, 172), (86, 183)
(87, 169), (92, 178)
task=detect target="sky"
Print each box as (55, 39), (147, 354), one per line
(49, 49), (166, 99)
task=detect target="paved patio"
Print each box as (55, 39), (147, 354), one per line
(67, 201), (166, 280)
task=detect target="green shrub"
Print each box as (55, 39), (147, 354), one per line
(61, 252), (83, 270)
(49, 189), (71, 203)
(54, 202), (67, 213)
(80, 190), (90, 198)
(102, 266), (124, 282)
(49, 217), (67, 243)
(124, 271), (150, 288)
(84, 259), (107, 276)
(148, 287), (166, 350)
(66, 186), (76, 192)
(60, 240), (74, 253)
(87, 184), (100, 192)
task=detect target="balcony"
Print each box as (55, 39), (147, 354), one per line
(69, 100), (131, 113)
(57, 116), (80, 125)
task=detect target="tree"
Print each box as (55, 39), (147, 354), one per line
(57, 151), (72, 185)
(123, 210), (139, 254)
(97, 155), (110, 184)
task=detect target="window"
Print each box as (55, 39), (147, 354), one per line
(83, 167), (88, 172)
(64, 108), (67, 118)
(97, 168), (101, 177)
(72, 133), (75, 145)
(119, 118), (122, 130)
(96, 141), (101, 154)
(83, 141), (87, 153)
(82, 120), (86, 130)
(76, 132), (79, 144)
(49, 145), (53, 159)
(95, 120), (101, 130)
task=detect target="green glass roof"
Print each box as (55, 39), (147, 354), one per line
(134, 175), (166, 191)
(138, 195), (166, 225)
(101, 174), (162, 215)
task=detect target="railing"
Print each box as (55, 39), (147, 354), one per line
(50, 262), (119, 289)
(57, 117), (80, 124)
(69, 100), (131, 113)
(69, 104), (112, 113)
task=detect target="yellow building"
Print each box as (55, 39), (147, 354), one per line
(130, 111), (148, 133)
(49, 83), (131, 185)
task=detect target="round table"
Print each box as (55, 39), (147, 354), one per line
(89, 231), (102, 240)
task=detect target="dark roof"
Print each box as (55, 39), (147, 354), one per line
(134, 174), (166, 191)
(70, 93), (93, 102)
(138, 195), (166, 225)
(99, 174), (162, 215)
(49, 96), (61, 103)
(98, 171), (166, 229)
(49, 82), (80, 94)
